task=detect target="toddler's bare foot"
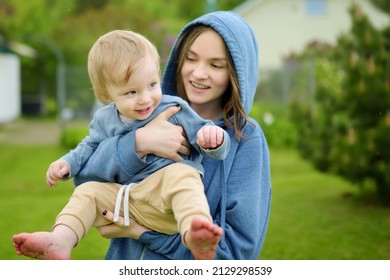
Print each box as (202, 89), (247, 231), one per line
(185, 217), (223, 260)
(12, 229), (76, 260)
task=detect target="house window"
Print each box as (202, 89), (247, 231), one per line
(305, 0), (327, 15)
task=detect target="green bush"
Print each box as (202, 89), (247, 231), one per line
(250, 102), (297, 148)
(290, 3), (390, 204)
(60, 125), (88, 149)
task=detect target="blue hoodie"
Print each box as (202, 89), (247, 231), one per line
(85, 11), (271, 260)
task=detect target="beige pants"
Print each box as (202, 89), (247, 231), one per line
(54, 163), (212, 244)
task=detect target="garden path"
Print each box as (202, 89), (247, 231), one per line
(0, 119), (60, 145)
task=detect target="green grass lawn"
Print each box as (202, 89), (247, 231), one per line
(0, 142), (389, 260)
(261, 148), (390, 260)
(0, 143), (108, 260)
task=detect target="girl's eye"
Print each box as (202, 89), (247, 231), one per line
(211, 61), (227, 69)
(212, 64), (223, 69)
(150, 82), (158, 88)
(186, 55), (196, 62)
(126, 90), (136, 95)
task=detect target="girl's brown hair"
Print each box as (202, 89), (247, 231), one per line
(175, 25), (251, 140)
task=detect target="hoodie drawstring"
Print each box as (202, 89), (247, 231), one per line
(114, 183), (134, 226)
(219, 161), (227, 248)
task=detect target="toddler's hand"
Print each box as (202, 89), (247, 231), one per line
(46, 159), (70, 187)
(196, 125), (224, 149)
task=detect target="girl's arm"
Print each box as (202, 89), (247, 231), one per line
(135, 106), (189, 161)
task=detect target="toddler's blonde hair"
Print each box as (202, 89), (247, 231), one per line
(88, 30), (160, 104)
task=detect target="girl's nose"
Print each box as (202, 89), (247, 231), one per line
(192, 63), (208, 79)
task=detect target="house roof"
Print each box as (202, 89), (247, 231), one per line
(233, 0), (267, 14)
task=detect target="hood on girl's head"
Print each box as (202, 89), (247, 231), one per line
(162, 11), (259, 115)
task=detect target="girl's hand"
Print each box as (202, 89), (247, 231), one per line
(98, 209), (150, 239)
(135, 106), (189, 161)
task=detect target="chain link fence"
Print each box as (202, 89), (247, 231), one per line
(256, 60), (316, 107)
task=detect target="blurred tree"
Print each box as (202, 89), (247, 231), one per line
(0, 0), (247, 117)
(0, 0), (76, 116)
(55, 0), (186, 65)
(332, 3), (389, 202)
(51, 0), (189, 117)
(73, 0), (108, 14)
(0, 0), (75, 38)
(175, 0), (246, 20)
(218, 0), (246, 11)
(177, 0), (204, 19)
(290, 3), (390, 204)
(370, 0), (390, 14)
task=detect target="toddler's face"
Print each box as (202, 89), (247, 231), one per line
(109, 54), (162, 121)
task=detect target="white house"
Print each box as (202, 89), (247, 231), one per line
(0, 43), (20, 123)
(234, 0), (390, 71)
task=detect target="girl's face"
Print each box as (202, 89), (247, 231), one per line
(108, 54), (162, 121)
(181, 29), (229, 117)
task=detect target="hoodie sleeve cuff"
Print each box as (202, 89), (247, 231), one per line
(117, 131), (148, 176)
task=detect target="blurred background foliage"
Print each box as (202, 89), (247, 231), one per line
(256, 2), (389, 204)
(0, 0), (245, 117)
